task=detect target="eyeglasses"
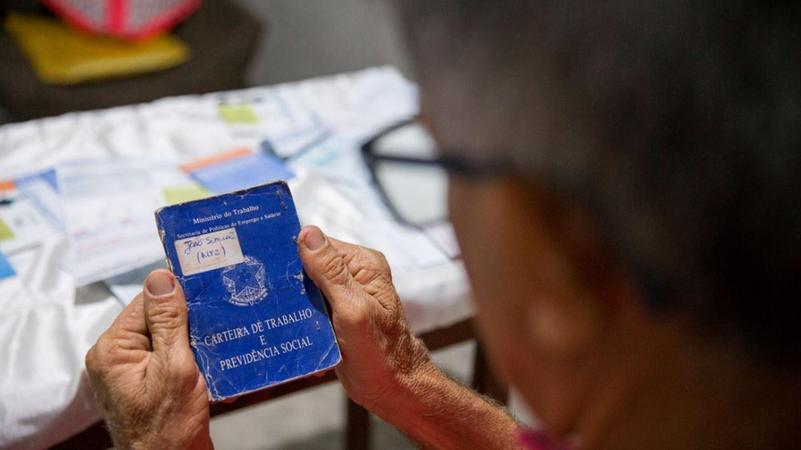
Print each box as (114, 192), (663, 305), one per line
(362, 119), (674, 310)
(361, 118), (505, 227)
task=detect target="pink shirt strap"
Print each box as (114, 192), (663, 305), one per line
(517, 428), (573, 450)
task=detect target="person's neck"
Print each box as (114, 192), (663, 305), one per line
(578, 323), (801, 450)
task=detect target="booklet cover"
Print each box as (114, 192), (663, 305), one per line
(155, 181), (341, 401)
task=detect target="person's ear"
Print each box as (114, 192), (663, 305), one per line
(494, 179), (618, 357)
(523, 289), (602, 357)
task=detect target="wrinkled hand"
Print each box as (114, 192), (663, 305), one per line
(85, 270), (212, 450)
(298, 226), (436, 413)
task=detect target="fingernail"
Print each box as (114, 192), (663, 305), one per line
(303, 226), (326, 251)
(145, 270), (175, 297)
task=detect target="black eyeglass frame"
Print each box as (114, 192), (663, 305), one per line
(360, 118), (511, 227)
(361, 118), (673, 311)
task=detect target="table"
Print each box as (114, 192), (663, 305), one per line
(0, 67), (480, 449)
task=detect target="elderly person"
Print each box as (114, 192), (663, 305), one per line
(85, 1), (801, 449)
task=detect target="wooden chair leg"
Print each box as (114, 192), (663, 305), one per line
(346, 397), (370, 450)
(472, 341), (509, 404)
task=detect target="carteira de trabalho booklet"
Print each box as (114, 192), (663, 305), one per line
(155, 181), (341, 401)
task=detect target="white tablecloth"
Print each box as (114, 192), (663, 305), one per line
(0, 67), (472, 449)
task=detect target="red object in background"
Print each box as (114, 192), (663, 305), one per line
(43, 0), (202, 40)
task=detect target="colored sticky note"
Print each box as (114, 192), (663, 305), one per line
(162, 185), (210, 205)
(0, 218), (14, 241)
(219, 104), (260, 125)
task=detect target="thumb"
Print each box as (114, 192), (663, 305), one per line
(298, 226), (356, 309)
(143, 269), (190, 353)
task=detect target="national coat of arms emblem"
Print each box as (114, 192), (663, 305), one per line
(221, 256), (268, 306)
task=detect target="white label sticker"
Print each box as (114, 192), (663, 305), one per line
(174, 228), (245, 276)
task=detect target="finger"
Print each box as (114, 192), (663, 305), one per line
(300, 228), (399, 314)
(109, 292), (148, 336)
(86, 294), (151, 374)
(142, 269), (191, 354)
(328, 238), (390, 275)
(327, 238), (396, 307)
(297, 226), (359, 308)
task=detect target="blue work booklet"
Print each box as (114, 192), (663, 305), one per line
(155, 181), (341, 401)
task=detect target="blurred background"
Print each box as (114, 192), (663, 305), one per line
(239, 0), (410, 86)
(0, 0), (411, 124)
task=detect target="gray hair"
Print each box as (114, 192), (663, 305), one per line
(395, 0), (801, 365)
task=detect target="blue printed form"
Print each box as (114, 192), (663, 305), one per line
(0, 251), (14, 280)
(155, 182), (340, 400)
(188, 153), (293, 194)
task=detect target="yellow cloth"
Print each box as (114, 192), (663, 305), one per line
(4, 13), (190, 85)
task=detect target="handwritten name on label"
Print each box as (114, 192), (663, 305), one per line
(175, 228), (245, 275)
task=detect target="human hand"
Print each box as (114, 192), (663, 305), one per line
(85, 270), (212, 450)
(297, 226), (437, 414)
